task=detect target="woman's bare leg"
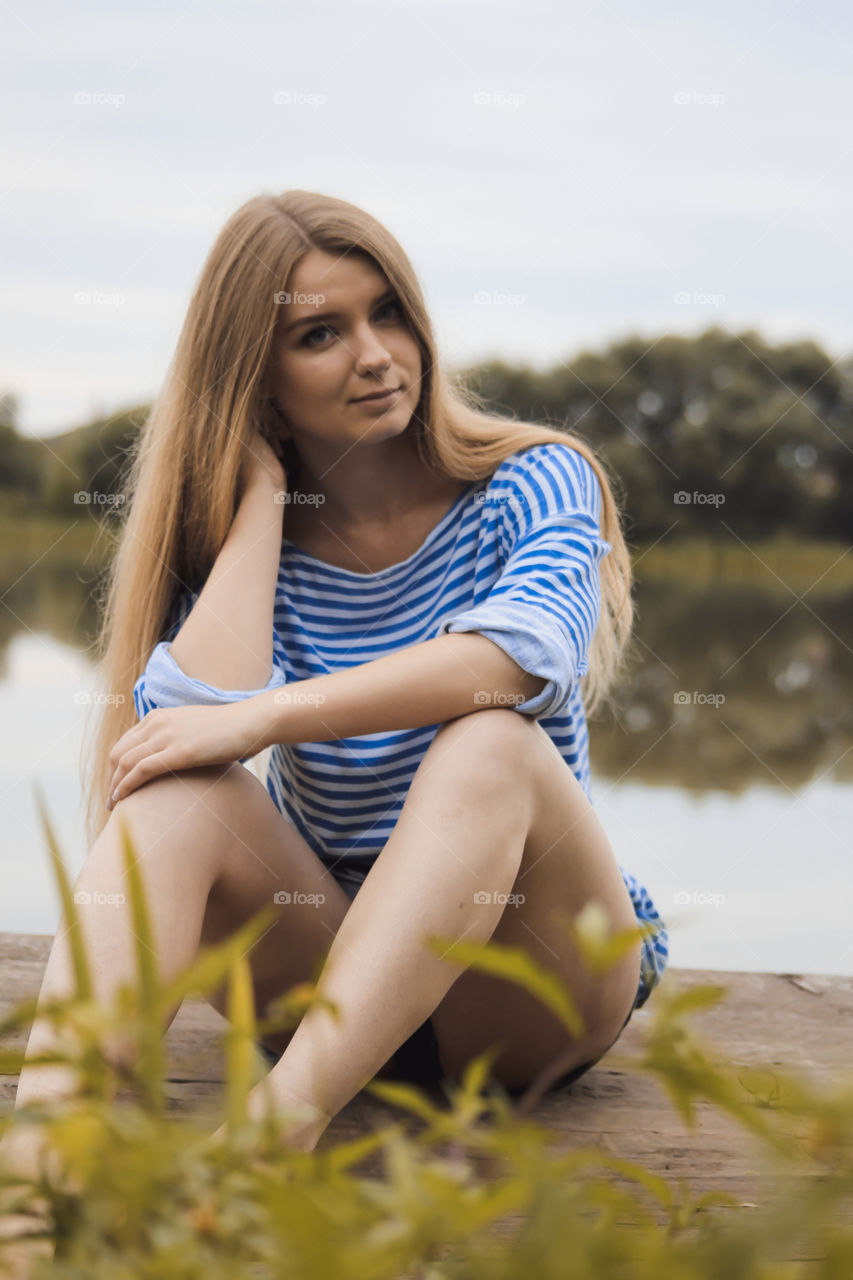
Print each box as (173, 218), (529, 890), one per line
(257, 711), (537, 1127)
(260, 708), (640, 1140)
(2, 762), (351, 1162)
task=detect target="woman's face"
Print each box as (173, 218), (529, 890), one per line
(267, 248), (423, 458)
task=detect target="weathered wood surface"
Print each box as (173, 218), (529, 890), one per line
(2, 932), (851, 1229)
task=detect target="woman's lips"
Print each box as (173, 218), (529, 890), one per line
(351, 386), (402, 405)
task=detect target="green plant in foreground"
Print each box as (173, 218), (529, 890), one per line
(0, 786), (851, 1278)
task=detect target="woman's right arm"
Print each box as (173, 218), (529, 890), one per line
(168, 431), (287, 690)
(169, 488), (283, 690)
(133, 432), (290, 720)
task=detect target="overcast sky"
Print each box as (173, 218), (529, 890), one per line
(3, 0), (852, 439)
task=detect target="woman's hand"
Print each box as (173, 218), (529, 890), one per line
(105, 700), (269, 810)
(243, 420), (288, 495)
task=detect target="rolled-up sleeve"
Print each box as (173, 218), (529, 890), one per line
(132, 585), (288, 721)
(434, 444), (611, 720)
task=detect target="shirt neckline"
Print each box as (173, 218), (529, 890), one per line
(282, 481), (478, 578)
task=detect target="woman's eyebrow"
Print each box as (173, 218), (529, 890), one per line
(285, 288), (397, 334)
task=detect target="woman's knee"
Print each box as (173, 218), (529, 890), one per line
(424, 708), (544, 795)
(100, 761), (255, 873)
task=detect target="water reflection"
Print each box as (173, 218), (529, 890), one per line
(590, 580), (853, 792)
(2, 555), (849, 794)
(1, 545), (851, 972)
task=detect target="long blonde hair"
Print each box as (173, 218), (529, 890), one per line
(80, 190), (635, 849)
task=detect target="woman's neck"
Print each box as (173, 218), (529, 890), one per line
(291, 435), (454, 530)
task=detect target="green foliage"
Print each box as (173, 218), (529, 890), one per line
(1, 797), (852, 1277)
(4, 327), (853, 540)
(460, 327), (853, 543)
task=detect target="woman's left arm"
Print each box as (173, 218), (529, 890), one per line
(106, 633), (543, 807)
(107, 443), (608, 805)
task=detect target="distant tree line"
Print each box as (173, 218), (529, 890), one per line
(2, 326), (850, 543)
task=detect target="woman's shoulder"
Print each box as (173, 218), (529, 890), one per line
(490, 438), (597, 480)
(481, 440), (603, 521)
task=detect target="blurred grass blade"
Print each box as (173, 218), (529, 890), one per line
(224, 950), (257, 1134)
(561, 900), (658, 978)
(33, 783), (92, 1002)
(425, 934), (585, 1038)
(156, 904), (277, 1014)
(117, 814), (166, 1114)
(639, 981), (795, 1153)
(32, 782), (111, 1098)
(459, 1044), (504, 1101)
(365, 1079), (446, 1123)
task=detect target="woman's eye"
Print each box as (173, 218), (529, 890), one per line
(303, 324), (335, 348)
(302, 300), (403, 348)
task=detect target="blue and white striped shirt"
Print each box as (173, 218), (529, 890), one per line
(133, 442), (668, 1007)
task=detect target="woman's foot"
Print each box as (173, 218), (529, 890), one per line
(0, 1128), (60, 1280)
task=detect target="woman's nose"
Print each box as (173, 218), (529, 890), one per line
(353, 326), (392, 372)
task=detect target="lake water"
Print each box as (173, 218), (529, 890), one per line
(1, 546), (852, 979)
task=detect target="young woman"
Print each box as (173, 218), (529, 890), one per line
(13, 189), (668, 1154)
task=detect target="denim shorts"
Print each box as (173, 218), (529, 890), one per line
(255, 862), (651, 1096)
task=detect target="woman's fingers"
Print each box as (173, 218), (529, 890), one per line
(107, 716), (156, 775)
(105, 705), (262, 811)
(108, 749), (176, 807)
(108, 742), (174, 808)
(107, 735), (152, 804)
